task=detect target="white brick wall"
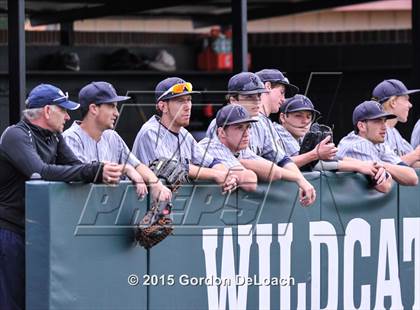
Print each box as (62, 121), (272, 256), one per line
(70, 10), (411, 33)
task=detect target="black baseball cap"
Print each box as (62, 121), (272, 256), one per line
(79, 81), (130, 107)
(227, 72), (268, 95)
(352, 100), (396, 125)
(255, 69), (299, 97)
(372, 79), (420, 103)
(216, 104), (258, 127)
(155, 77), (200, 102)
(26, 84), (80, 110)
(280, 94), (320, 117)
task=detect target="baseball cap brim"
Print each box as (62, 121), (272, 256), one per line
(378, 89), (420, 103)
(268, 79), (299, 97)
(223, 117), (259, 127)
(404, 89), (420, 96)
(96, 95), (131, 104)
(230, 88), (269, 95)
(284, 107), (321, 116)
(57, 100), (80, 110)
(159, 90), (200, 102)
(355, 112), (397, 125)
(284, 83), (299, 97)
(365, 112), (397, 121)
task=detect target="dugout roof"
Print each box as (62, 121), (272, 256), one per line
(4, 0), (418, 125)
(2, 0), (379, 27)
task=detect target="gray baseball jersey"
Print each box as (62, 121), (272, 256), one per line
(272, 122), (301, 156)
(337, 131), (401, 164)
(199, 135), (260, 169)
(206, 113), (291, 166)
(133, 115), (219, 167)
(63, 121), (140, 166)
(385, 127), (414, 156)
(410, 119), (420, 148)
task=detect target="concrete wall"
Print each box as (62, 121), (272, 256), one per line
(26, 170), (420, 309)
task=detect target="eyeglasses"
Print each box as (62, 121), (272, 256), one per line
(157, 82), (193, 102)
(53, 92), (69, 104)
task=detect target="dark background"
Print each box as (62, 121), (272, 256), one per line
(0, 30), (417, 148)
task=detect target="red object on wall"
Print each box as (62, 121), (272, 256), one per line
(197, 48), (251, 71)
(202, 103), (214, 118)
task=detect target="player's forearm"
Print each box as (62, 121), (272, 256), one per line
(135, 163), (160, 184)
(280, 162), (309, 184)
(125, 165), (145, 184)
(188, 164), (222, 182)
(337, 159), (361, 173)
(229, 167), (258, 191)
(291, 151), (318, 168)
(401, 151), (420, 167)
(240, 159), (282, 181)
(240, 159), (305, 184)
(382, 163), (418, 186)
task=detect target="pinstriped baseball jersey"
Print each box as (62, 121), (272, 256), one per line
(198, 135), (260, 169)
(206, 113), (289, 164)
(272, 122), (301, 156)
(410, 119), (420, 148)
(63, 121), (140, 167)
(385, 127), (413, 156)
(337, 131), (401, 164)
(133, 115), (216, 167)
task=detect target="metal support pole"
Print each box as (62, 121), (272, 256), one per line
(232, 0), (247, 73)
(412, 0), (420, 122)
(60, 22), (74, 46)
(8, 0), (26, 124)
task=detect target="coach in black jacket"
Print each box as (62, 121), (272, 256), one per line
(0, 84), (123, 310)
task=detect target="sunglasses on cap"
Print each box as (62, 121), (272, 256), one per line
(157, 82), (193, 102)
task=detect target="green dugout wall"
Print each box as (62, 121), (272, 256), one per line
(26, 171), (420, 310)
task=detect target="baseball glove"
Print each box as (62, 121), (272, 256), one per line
(135, 158), (190, 249)
(299, 123), (333, 171)
(148, 157), (191, 192)
(136, 201), (173, 249)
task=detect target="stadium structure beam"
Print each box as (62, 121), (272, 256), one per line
(29, 0), (209, 26)
(60, 22), (74, 46)
(232, 0), (247, 73)
(412, 0), (420, 127)
(8, 0), (26, 124)
(194, 0), (376, 27)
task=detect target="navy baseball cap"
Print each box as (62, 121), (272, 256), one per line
(216, 104), (258, 128)
(352, 100), (396, 125)
(255, 69), (299, 97)
(155, 77), (200, 103)
(372, 79), (420, 103)
(26, 84), (79, 110)
(79, 81), (130, 107)
(228, 72), (268, 95)
(280, 94), (320, 116)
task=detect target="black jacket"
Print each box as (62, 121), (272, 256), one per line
(0, 119), (103, 235)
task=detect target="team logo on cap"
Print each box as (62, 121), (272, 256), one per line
(237, 107), (246, 118)
(250, 76), (259, 87)
(58, 89), (65, 97)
